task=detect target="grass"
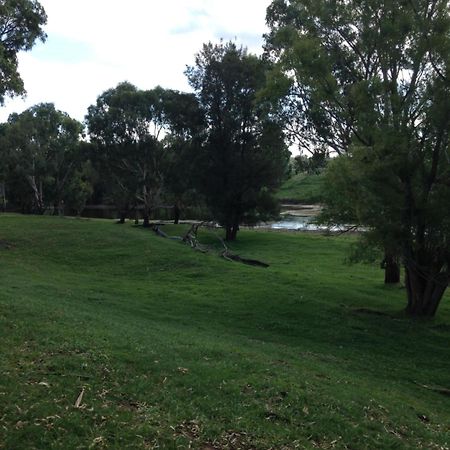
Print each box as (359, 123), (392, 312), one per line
(0, 214), (450, 449)
(276, 173), (325, 204)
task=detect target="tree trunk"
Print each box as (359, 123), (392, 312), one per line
(384, 253), (400, 284)
(118, 211), (126, 224)
(173, 204), (181, 225)
(225, 223), (239, 241)
(405, 267), (448, 317)
(0, 181), (6, 212)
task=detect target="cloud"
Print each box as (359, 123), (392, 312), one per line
(0, 0), (271, 123)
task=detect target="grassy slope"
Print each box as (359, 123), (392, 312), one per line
(0, 215), (449, 449)
(276, 173), (325, 204)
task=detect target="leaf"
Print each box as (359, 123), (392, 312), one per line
(74, 388), (85, 408)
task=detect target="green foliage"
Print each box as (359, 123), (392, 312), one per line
(161, 91), (205, 222)
(1, 215), (450, 448)
(86, 83), (206, 224)
(186, 41), (290, 240)
(266, 0), (450, 316)
(293, 152), (328, 175)
(0, 0), (47, 103)
(3, 103), (83, 213)
(86, 83), (169, 223)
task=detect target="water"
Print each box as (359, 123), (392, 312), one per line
(268, 215), (324, 231)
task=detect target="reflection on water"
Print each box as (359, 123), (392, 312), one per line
(269, 215), (324, 231)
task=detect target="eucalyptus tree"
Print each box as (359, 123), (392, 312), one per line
(86, 83), (194, 226)
(0, 0), (47, 103)
(186, 41), (289, 241)
(265, 0), (450, 315)
(5, 103), (83, 214)
(162, 89), (205, 223)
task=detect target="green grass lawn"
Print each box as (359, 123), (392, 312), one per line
(0, 215), (449, 449)
(276, 173), (325, 204)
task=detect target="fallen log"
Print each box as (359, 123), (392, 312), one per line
(152, 225), (183, 241)
(153, 225), (169, 238)
(218, 238), (269, 268)
(220, 250), (269, 268)
(181, 222), (208, 252)
(151, 224), (269, 267)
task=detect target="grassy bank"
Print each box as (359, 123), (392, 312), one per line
(276, 173), (325, 204)
(0, 215), (449, 449)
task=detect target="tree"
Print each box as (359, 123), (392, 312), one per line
(5, 103), (83, 214)
(265, 0), (450, 315)
(0, 0), (47, 103)
(0, 123), (9, 211)
(87, 83), (176, 226)
(162, 89), (205, 224)
(186, 41), (289, 241)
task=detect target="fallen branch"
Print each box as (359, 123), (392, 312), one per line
(151, 223), (269, 267)
(153, 225), (169, 238)
(182, 222), (208, 253)
(218, 237), (269, 268)
(152, 225), (183, 241)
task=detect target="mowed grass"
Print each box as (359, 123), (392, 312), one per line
(276, 173), (325, 204)
(0, 215), (449, 449)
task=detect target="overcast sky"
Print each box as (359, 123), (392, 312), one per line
(0, 0), (272, 123)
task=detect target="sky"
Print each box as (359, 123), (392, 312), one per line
(0, 0), (272, 123)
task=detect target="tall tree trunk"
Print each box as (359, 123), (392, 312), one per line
(36, 180), (45, 215)
(118, 211), (126, 224)
(405, 266), (448, 317)
(0, 181), (5, 212)
(225, 223), (239, 241)
(173, 204), (181, 225)
(383, 252), (400, 284)
(142, 184), (151, 228)
(142, 204), (151, 227)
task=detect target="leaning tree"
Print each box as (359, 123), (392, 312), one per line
(265, 0), (450, 315)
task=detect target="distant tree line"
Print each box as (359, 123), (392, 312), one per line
(0, 39), (290, 241)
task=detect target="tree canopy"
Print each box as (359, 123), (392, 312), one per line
(3, 103), (84, 214)
(186, 41), (289, 240)
(0, 0), (47, 103)
(266, 0), (450, 316)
